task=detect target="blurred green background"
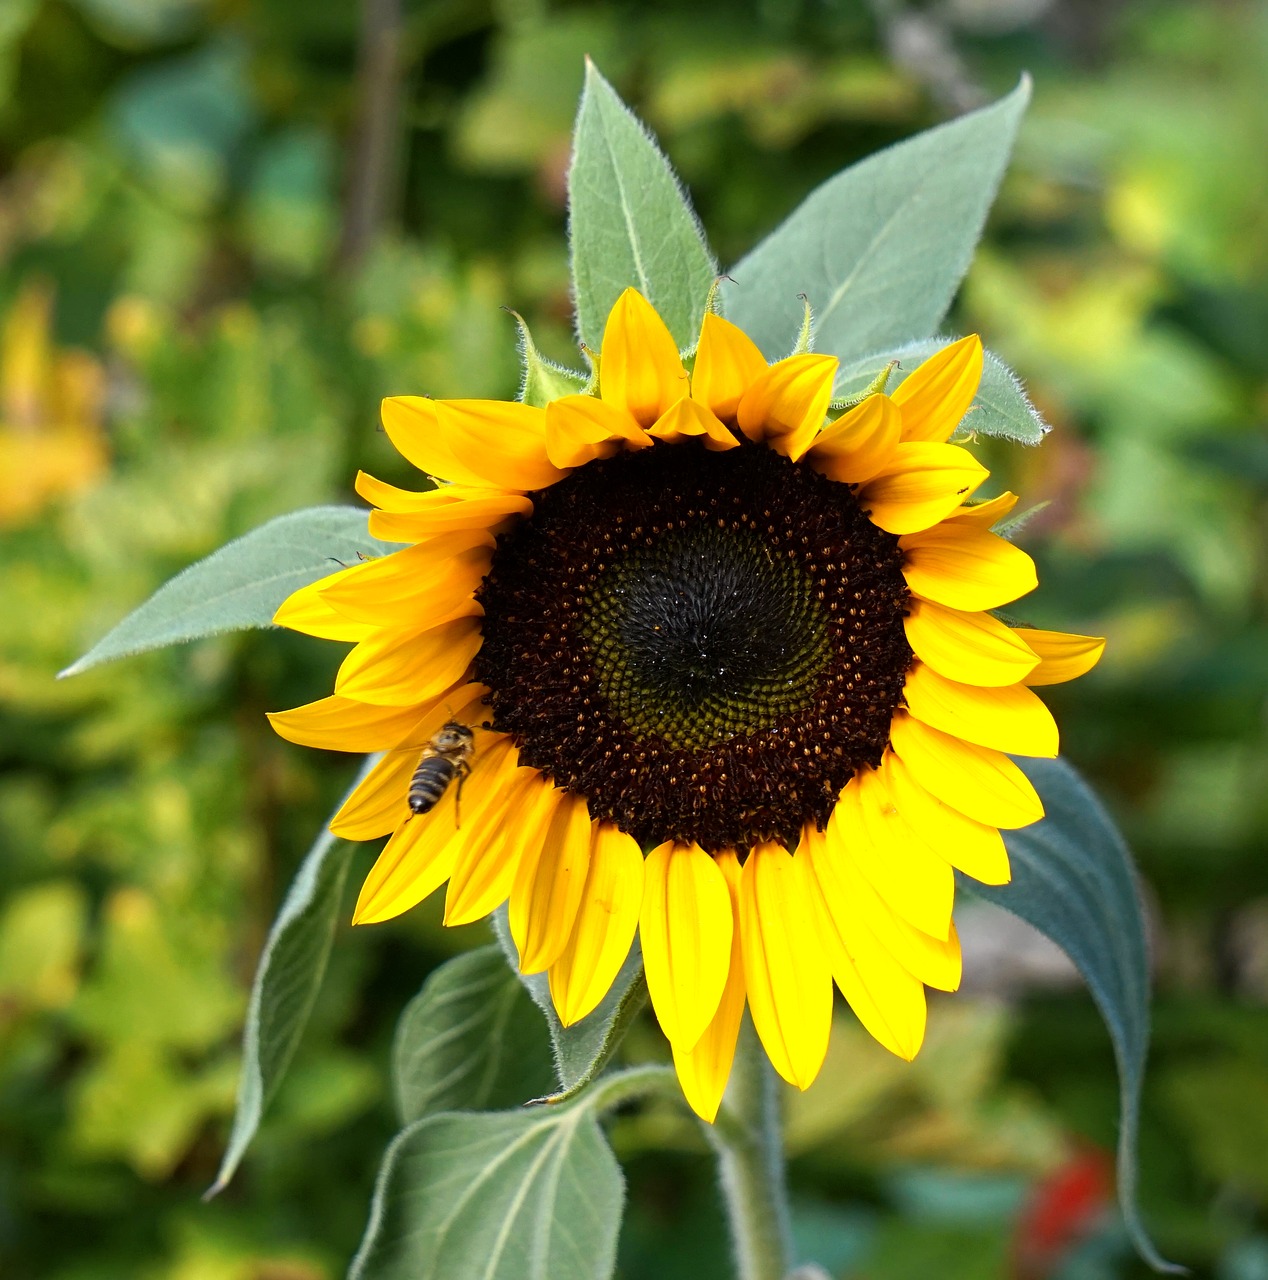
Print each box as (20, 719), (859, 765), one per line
(2, 0), (1266, 1276)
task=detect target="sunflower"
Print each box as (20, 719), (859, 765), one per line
(268, 289), (1104, 1121)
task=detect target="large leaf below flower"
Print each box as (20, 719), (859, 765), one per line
(349, 1106), (624, 1280)
(569, 60), (717, 352)
(61, 506), (398, 676)
(392, 945), (556, 1123)
(722, 78), (1031, 362)
(963, 757), (1182, 1274)
(835, 341), (1048, 445)
(206, 760), (372, 1196)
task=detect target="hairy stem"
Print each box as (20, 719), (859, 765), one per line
(710, 1017), (792, 1280)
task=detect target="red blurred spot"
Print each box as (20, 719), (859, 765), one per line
(1012, 1145), (1113, 1280)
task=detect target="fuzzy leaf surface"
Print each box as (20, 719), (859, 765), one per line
(208, 760), (373, 1195)
(63, 506), (396, 676)
(492, 906), (646, 1097)
(835, 340), (1048, 444)
(349, 1106), (623, 1280)
(569, 60), (716, 350)
(393, 945), (556, 1123)
(722, 79), (1030, 362)
(964, 757), (1181, 1273)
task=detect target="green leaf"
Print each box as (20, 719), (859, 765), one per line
(834, 341), (1048, 445)
(963, 757), (1182, 1274)
(392, 945), (556, 1124)
(349, 1106), (624, 1280)
(61, 506), (398, 677)
(491, 907), (647, 1100)
(569, 59), (717, 351)
(722, 78), (1031, 362)
(206, 760), (370, 1196)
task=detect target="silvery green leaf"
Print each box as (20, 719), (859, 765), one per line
(62, 506), (398, 676)
(723, 78), (1031, 362)
(835, 341), (1048, 445)
(963, 757), (1181, 1274)
(208, 758), (373, 1196)
(569, 60), (717, 351)
(349, 1106), (623, 1280)
(392, 945), (556, 1123)
(492, 906), (647, 1100)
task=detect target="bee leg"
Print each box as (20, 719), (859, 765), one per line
(454, 761), (473, 829)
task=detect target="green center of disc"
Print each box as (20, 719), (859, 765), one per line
(580, 523), (832, 750)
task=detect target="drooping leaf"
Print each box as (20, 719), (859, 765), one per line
(569, 60), (717, 351)
(62, 506), (398, 677)
(392, 945), (556, 1123)
(207, 759), (372, 1196)
(963, 757), (1181, 1274)
(722, 78), (1031, 362)
(349, 1106), (624, 1280)
(492, 906), (647, 1099)
(834, 341), (1048, 445)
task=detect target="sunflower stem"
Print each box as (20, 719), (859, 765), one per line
(710, 1017), (792, 1280)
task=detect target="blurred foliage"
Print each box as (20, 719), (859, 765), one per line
(0, 0), (1265, 1276)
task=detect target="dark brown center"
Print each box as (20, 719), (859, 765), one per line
(474, 437), (912, 853)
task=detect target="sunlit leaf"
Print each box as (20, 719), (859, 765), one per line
(835, 341), (1048, 445)
(723, 78), (1031, 361)
(392, 945), (556, 1123)
(350, 1106), (623, 1280)
(62, 506), (396, 676)
(207, 761), (371, 1196)
(964, 757), (1182, 1274)
(569, 60), (717, 350)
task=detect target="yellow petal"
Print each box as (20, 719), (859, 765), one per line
(509, 789), (592, 974)
(889, 711), (1044, 829)
(334, 618), (482, 706)
(599, 289), (690, 428)
(830, 768), (954, 940)
(330, 750), (415, 840)
(351, 817), (458, 925)
(859, 442), (989, 535)
(691, 313), (767, 421)
(945, 490), (1018, 529)
(804, 820), (959, 992)
(273, 569), (375, 641)
(801, 824), (931, 1057)
(649, 395), (739, 451)
(351, 735), (521, 920)
(318, 534), (491, 627)
(549, 823), (644, 1026)
(883, 751), (1011, 885)
(902, 662), (1059, 758)
(891, 335), (983, 443)
(735, 353), (837, 451)
(268, 696), (432, 753)
(389, 685), (494, 751)
(903, 598), (1039, 688)
(544, 394), (652, 468)
(900, 523), (1037, 612)
(798, 393), (900, 482)
(671, 850), (746, 1123)
(738, 842), (833, 1089)
(381, 397), (567, 491)
(640, 841), (732, 1049)
(443, 769), (547, 926)
(356, 473), (531, 543)
(1014, 629), (1106, 687)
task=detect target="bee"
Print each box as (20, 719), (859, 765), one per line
(408, 722), (476, 826)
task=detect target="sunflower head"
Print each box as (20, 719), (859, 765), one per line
(269, 288), (1104, 1121)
